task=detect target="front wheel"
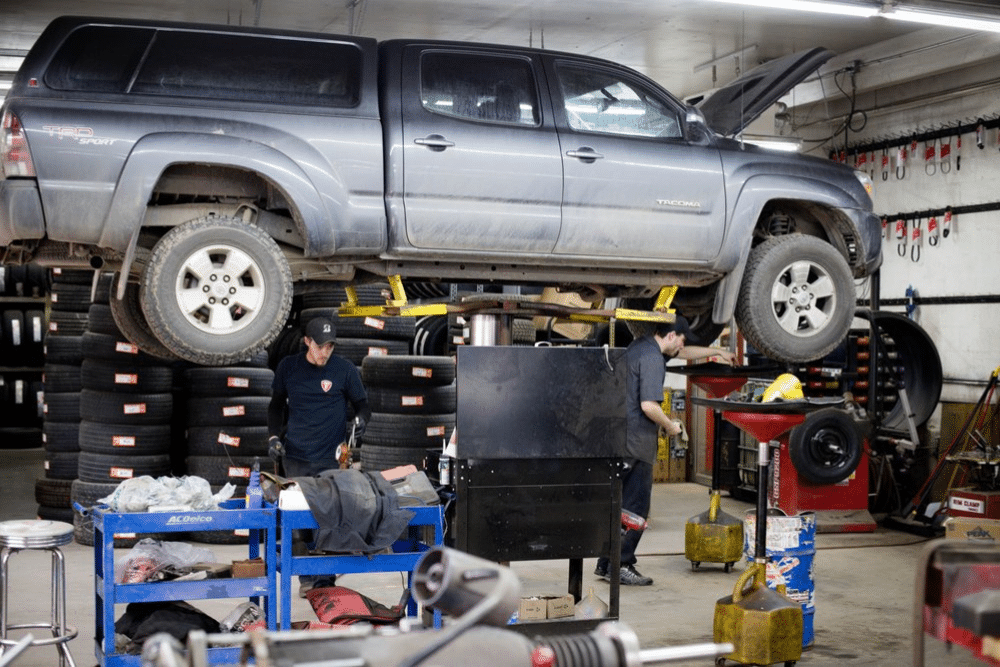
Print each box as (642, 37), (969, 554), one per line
(736, 235), (855, 363)
(140, 216), (293, 366)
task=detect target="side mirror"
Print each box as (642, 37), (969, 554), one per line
(684, 106), (711, 142)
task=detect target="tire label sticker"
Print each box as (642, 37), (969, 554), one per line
(49, 322), (58, 332)
(229, 466), (251, 479)
(401, 395), (424, 407)
(218, 433), (241, 446)
(115, 373), (138, 385)
(412, 367), (433, 379)
(427, 426), (446, 437)
(110, 467), (134, 479)
(227, 377), (250, 388)
(11, 319), (21, 346)
(112, 436), (136, 447)
(114, 533), (137, 539)
(115, 341), (140, 354)
(123, 403), (147, 415)
(364, 317), (386, 330)
(223, 405), (246, 417)
(368, 347), (389, 357)
(51, 293), (59, 303)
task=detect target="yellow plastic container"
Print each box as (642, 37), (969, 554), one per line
(714, 562), (803, 666)
(685, 491), (744, 572)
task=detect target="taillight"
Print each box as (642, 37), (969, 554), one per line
(1, 111), (35, 177)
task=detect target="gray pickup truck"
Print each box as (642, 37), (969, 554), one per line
(0, 16), (880, 365)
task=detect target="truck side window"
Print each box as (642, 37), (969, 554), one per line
(130, 31), (362, 106)
(420, 52), (539, 126)
(555, 63), (681, 139)
(45, 26), (155, 93)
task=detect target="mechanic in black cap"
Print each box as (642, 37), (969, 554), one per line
(267, 316), (371, 478)
(595, 315), (736, 586)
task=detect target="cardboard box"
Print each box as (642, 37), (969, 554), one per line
(944, 517), (1000, 542)
(545, 594), (575, 619)
(232, 557), (265, 578)
(517, 595), (575, 621)
(518, 597), (547, 621)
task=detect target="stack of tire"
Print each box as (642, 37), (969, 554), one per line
(71, 285), (176, 546)
(182, 357), (273, 544)
(0, 263), (48, 450)
(35, 269), (92, 523)
(359, 355), (456, 472)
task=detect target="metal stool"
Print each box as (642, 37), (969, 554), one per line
(0, 520), (77, 667)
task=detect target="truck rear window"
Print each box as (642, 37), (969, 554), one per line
(46, 25), (362, 108)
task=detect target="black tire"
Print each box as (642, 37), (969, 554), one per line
(43, 363), (82, 393)
(47, 311), (89, 337)
(34, 478), (73, 507)
(0, 426), (44, 449)
(79, 420), (173, 455)
(736, 235), (855, 363)
(185, 396), (271, 427)
(186, 425), (270, 457)
(80, 389), (174, 425)
(42, 420), (81, 452)
(23, 309), (47, 365)
(86, 303), (122, 336)
(77, 451), (173, 483)
(141, 216), (293, 366)
(360, 443), (430, 472)
(185, 455), (263, 486)
(44, 451), (79, 480)
(367, 384), (456, 414)
(81, 331), (166, 366)
(334, 338), (410, 365)
(413, 316), (451, 357)
(788, 408), (864, 485)
(108, 272), (182, 361)
(43, 334), (84, 364)
(364, 412), (456, 448)
(183, 367), (274, 396)
(2, 309), (24, 354)
(43, 392), (81, 423)
(322, 313), (417, 341)
(361, 355), (456, 387)
(37, 505), (75, 523)
(49, 282), (92, 312)
(80, 358), (175, 393)
(50, 269), (95, 285)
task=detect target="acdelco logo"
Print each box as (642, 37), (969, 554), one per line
(166, 515), (214, 525)
(656, 199), (702, 209)
(41, 125), (117, 146)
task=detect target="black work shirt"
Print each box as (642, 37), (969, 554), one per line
(271, 351), (367, 469)
(625, 335), (669, 464)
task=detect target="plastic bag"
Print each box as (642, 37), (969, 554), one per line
(98, 475), (235, 513)
(115, 538), (217, 584)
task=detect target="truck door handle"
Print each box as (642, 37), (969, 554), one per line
(414, 135), (455, 151)
(566, 148), (604, 162)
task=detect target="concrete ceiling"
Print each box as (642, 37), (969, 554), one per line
(2, 1), (1000, 112)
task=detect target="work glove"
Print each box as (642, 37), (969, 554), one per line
(353, 416), (367, 440)
(267, 436), (284, 462)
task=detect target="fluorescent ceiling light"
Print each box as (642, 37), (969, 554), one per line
(882, 7), (1000, 33)
(704, 0), (879, 18)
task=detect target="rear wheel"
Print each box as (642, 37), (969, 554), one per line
(736, 235), (854, 363)
(141, 216), (292, 366)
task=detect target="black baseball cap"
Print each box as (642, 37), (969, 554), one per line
(654, 314), (699, 346)
(304, 317), (336, 345)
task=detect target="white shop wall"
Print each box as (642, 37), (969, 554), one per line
(809, 89), (1000, 405)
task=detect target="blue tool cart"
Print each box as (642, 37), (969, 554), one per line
(91, 499), (278, 667)
(277, 504), (444, 629)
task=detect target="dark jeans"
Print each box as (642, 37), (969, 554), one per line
(598, 458), (652, 570)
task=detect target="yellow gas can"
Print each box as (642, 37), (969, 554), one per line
(685, 491), (743, 572)
(714, 562), (803, 666)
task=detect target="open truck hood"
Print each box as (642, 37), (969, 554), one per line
(698, 46), (835, 137)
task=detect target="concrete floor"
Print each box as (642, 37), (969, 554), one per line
(0, 447), (983, 667)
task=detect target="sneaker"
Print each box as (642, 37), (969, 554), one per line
(594, 564), (609, 581)
(619, 565), (653, 586)
(298, 576), (337, 598)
